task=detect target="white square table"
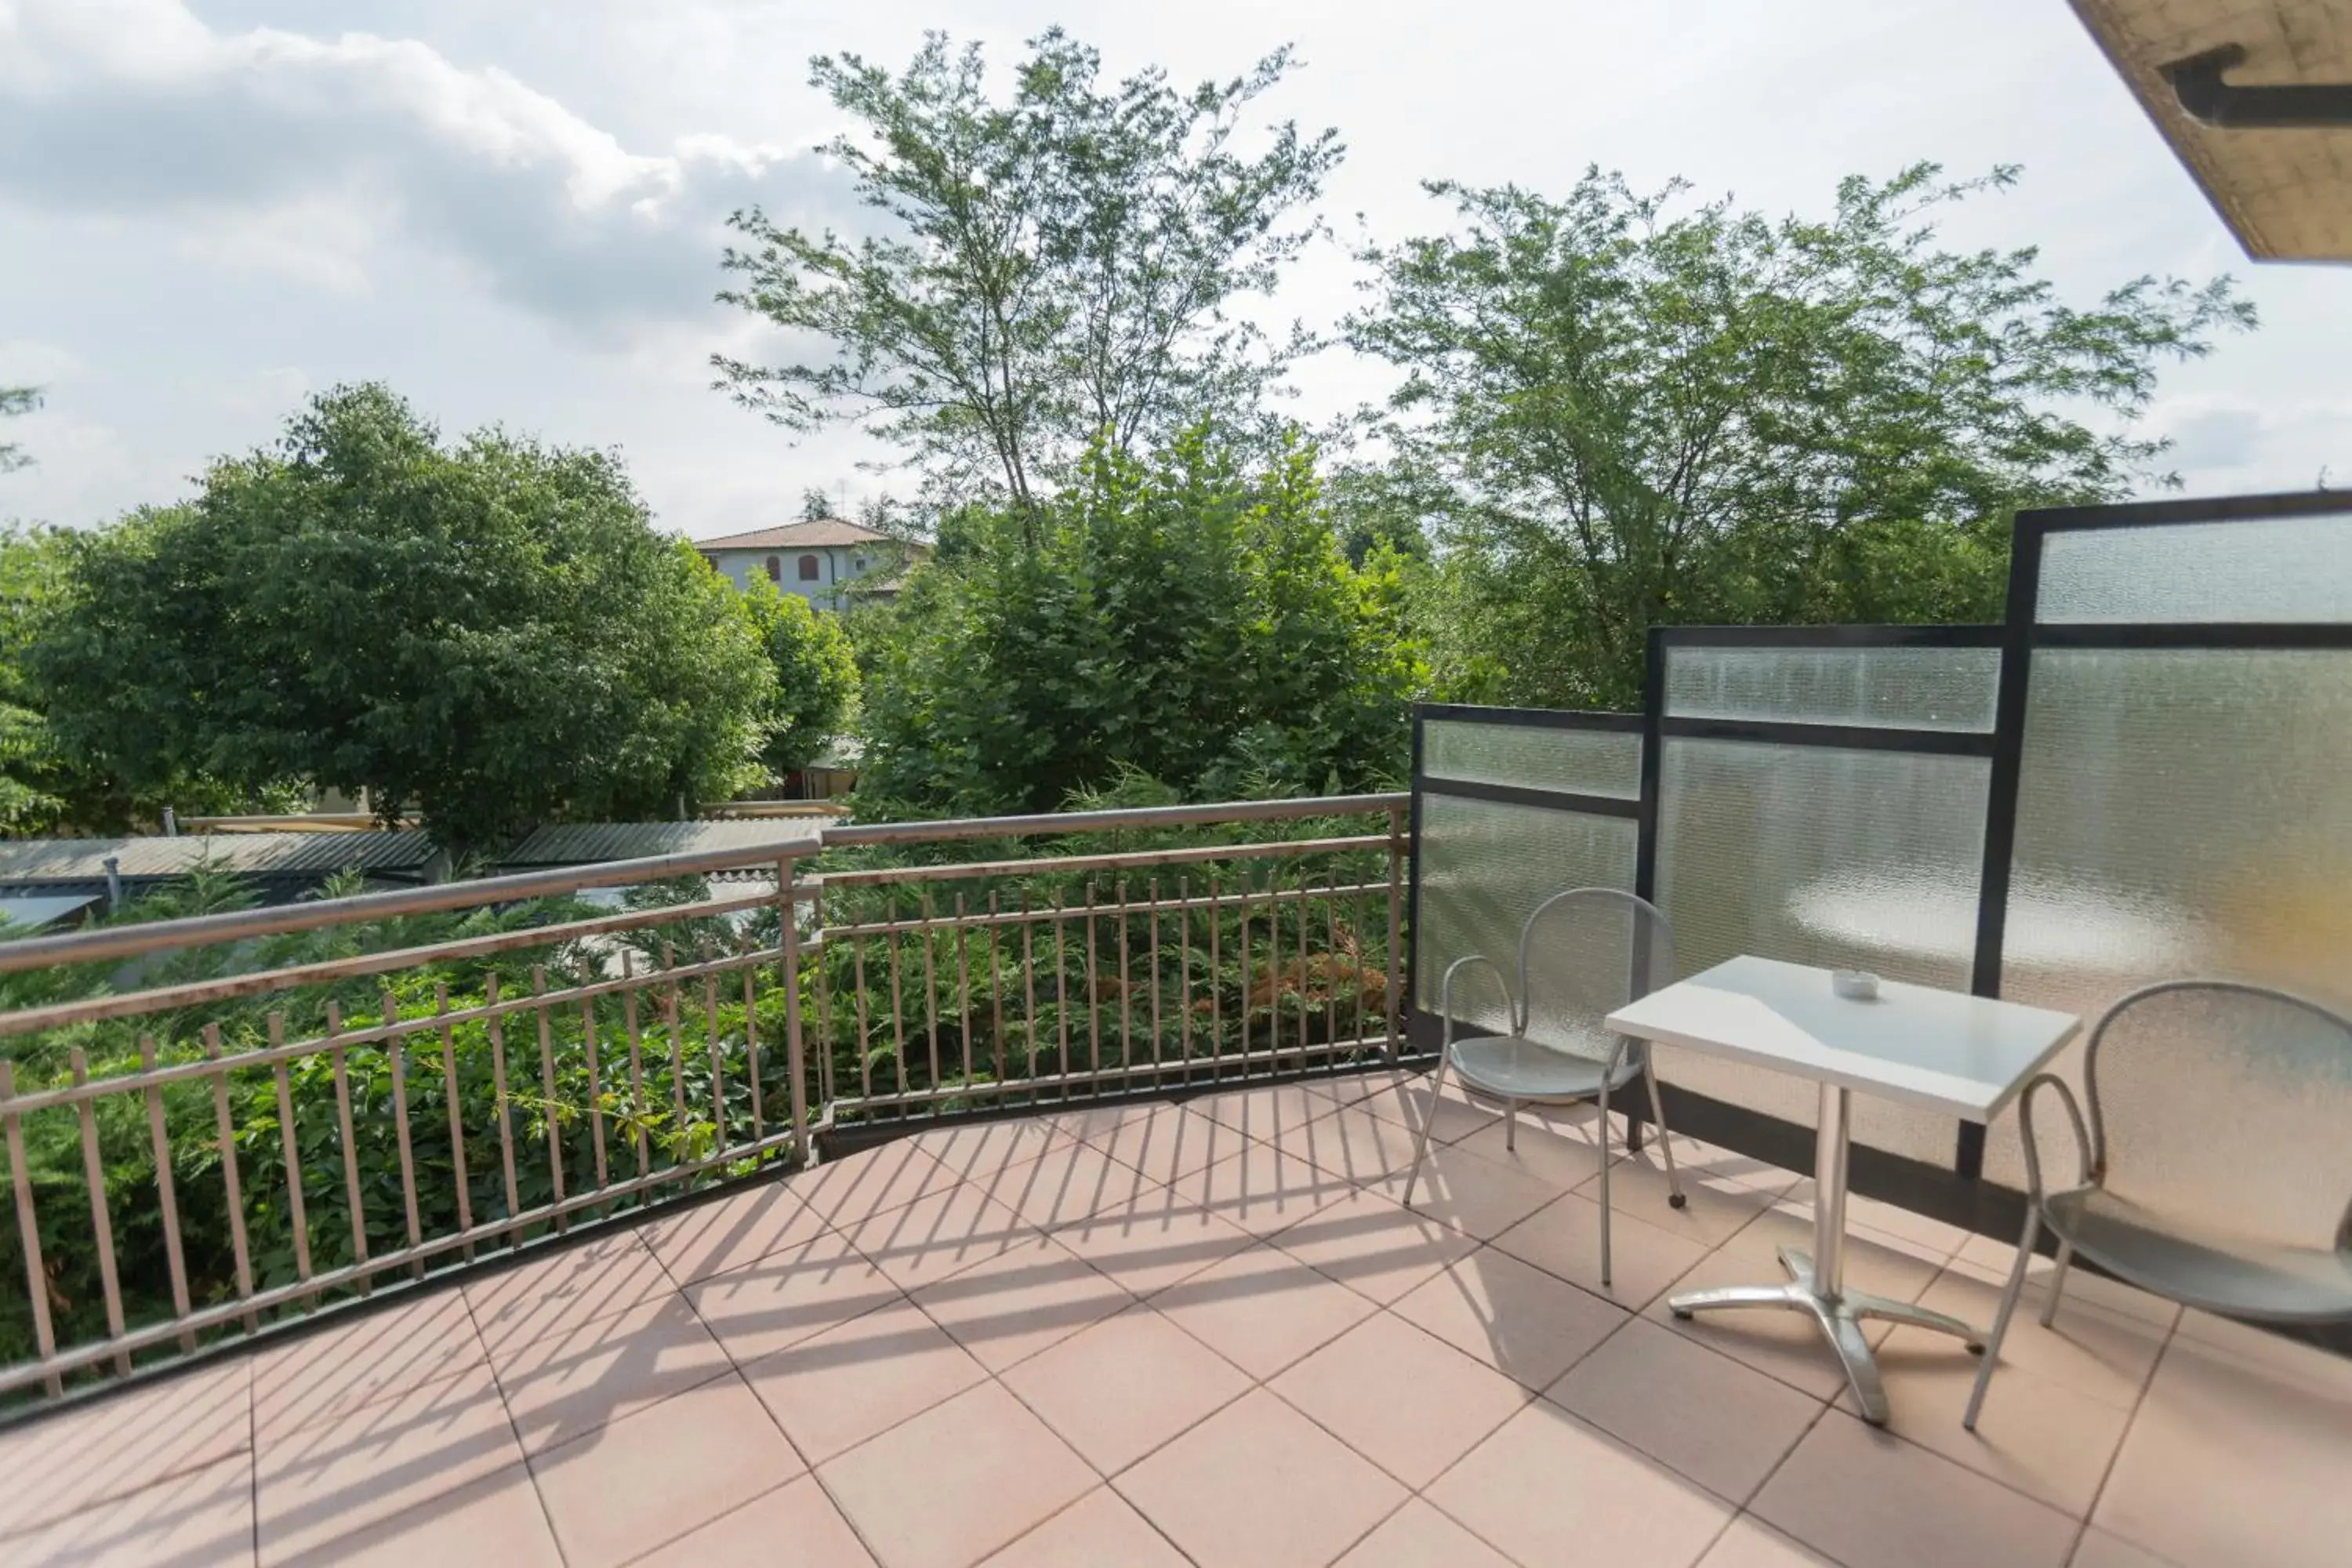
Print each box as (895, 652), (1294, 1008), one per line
(1605, 954), (2080, 1424)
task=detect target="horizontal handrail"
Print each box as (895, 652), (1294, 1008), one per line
(822, 793), (1405, 847)
(817, 833), (1389, 889)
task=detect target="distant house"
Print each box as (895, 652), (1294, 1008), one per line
(695, 518), (927, 611)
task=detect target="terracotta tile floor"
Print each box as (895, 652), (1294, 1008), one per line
(8, 1070), (2350, 1567)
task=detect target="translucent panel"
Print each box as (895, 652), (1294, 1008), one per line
(2037, 513), (2352, 623)
(1421, 719), (1642, 800)
(1414, 793), (1636, 1040)
(1984, 648), (2352, 1189)
(1653, 739), (1991, 1163)
(1666, 645), (2001, 732)
(1519, 891), (1675, 1067)
(2087, 986), (2352, 1249)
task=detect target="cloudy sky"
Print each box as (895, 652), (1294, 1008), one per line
(3, 0), (2346, 540)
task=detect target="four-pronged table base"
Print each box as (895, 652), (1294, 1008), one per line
(1668, 1244), (1985, 1424)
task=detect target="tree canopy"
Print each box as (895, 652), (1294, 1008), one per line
(1347, 165), (2256, 708)
(738, 578), (860, 777)
(0, 386), (37, 477)
(29, 386), (785, 855)
(713, 29), (1343, 525)
(855, 426), (1422, 815)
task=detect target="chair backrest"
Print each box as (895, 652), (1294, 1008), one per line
(2084, 979), (2352, 1253)
(1515, 887), (1677, 1067)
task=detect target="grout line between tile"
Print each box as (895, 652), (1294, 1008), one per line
(246, 1352), (262, 1567)
(2062, 1292), (2182, 1564)
(608, 1473), (799, 1568)
(460, 1283), (572, 1568)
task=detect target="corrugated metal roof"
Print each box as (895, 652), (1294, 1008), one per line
(0, 832), (441, 884)
(498, 821), (822, 869)
(0, 893), (101, 932)
(695, 519), (897, 550)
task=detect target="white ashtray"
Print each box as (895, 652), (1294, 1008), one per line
(1831, 970), (1881, 1001)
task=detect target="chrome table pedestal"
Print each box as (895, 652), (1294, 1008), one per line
(1666, 1084), (1985, 1424)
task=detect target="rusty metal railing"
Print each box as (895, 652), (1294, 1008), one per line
(0, 793), (1407, 1405)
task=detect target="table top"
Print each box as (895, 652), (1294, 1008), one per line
(1604, 955), (2081, 1121)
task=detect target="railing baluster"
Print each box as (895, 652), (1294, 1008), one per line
(851, 909), (873, 1100)
(324, 1002), (370, 1292)
(532, 967), (566, 1232)
(1116, 879), (1133, 1068)
(621, 955), (651, 1178)
(1084, 880), (1101, 1081)
(988, 891), (1006, 1086)
(270, 1012), (316, 1305)
(485, 974), (523, 1243)
(1177, 875), (1192, 1078)
(956, 893), (974, 1087)
(1148, 878), (1163, 1074)
(2, 1061), (63, 1396)
(812, 883), (835, 1109)
(702, 957), (726, 1167)
(204, 1029), (258, 1332)
(1324, 869), (1340, 1051)
(1386, 804), (1406, 1054)
(779, 855), (808, 1167)
(885, 915), (909, 1094)
(1353, 879), (1370, 1049)
(68, 1047), (131, 1375)
(1053, 890), (1072, 1093)
(1207, 871), (1222, 1082)
(1020, 893), (1038, 1082)
(661, 942), (688, 1171)
(139, 1035), (197, 1352)
(1236, 871), (1251, 1080)
(578, 958), (608, 1202)
(920, 889), (942, 1089)
(383, 992), (423, 1279)
(435, 985), (474, 1264)
(742, 954), (765, 1152)
(1301, 867), (1316, 1069)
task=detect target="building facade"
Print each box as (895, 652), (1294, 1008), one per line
(694, 518), (921, 610)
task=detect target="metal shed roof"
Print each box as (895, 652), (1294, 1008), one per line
(498, 821), (822, 872)
(0, 831), (441, 886)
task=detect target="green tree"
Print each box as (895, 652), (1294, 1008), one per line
(0, 386), (35, 474)
(1347, 165), (2256, 709)
(855, 426), (1423, 815)
(713, 28), (1343, 526)
(30, 385), (778, 856)
(797, 486), (837, 522)
(0, 523), (71, 831)
(737, 578), (859, 776)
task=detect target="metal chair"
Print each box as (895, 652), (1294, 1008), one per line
(1965, 979), (2352, 1429)
(1400, 887), (1686, 1285)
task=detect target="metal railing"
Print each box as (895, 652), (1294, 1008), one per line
(0, 793), (1406, 1404)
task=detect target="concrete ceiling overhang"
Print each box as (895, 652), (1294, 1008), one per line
(2071, 0), (2352, 262)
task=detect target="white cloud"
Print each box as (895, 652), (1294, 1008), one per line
(0, 0), (825, 328)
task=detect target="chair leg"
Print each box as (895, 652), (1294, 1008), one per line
(1965, 1209), (2040, 1431)
(1644, 1060), (1686, 1210)
(1505, 1098), (1518, 1152)
(1596, 1077), (1613, 1288)
(1400, 1052), (1450, 1209)
(2038, 1240), (2074, 1329)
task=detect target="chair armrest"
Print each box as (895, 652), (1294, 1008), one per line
(1439, 954), (1514, 1049)
(2016, 1072), (2094, 1206)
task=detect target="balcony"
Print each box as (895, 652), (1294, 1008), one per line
(3, 494), (2350, 1566)
(2, 1076), (2347, 1566)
